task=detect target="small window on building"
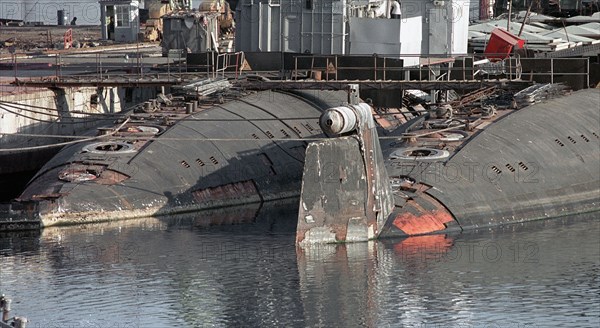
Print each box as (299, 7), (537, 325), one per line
(90, 94), (98, 108)
(116, 5), (130, 27)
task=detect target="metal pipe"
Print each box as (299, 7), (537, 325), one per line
(562, 20), (571, 43)
(551, 58), (554, 84)
(518, 1), (533, 37)
(507, 0), (513, 31)
(320, 106), (357, 135)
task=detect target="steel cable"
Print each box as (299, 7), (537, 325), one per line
(0, 118), (130, 152)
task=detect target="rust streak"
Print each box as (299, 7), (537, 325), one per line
(192, 180), (258, 203)
(392, 194), (455, 235)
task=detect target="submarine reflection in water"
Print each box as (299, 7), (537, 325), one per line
(1, 207), (597, 326)
(297, 212), (599, 327)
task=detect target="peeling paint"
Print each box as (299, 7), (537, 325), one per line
(299, 227), (338, 245)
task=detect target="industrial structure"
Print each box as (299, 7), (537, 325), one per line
(235, 0), (470, 66)
(161, 0), (235, 54)
(99, 0), (141, 42)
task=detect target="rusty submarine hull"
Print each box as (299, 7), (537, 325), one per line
(9, 89), (348, 227)
(296, 86), (600, 244)
(4, 83), (599, 241)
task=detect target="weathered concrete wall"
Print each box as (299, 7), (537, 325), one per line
(0, 85), (155, 199)
(1, 87), (120, 159)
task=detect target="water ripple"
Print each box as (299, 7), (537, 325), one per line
(1, 212), (598, 327)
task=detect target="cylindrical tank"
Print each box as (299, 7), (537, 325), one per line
(57, 10), (68, 26)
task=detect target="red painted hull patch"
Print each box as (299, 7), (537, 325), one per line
(392, 193), (455, 235)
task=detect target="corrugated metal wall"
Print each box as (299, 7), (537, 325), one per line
(236, 0), (469, 61)
(235, 0), (346, 54)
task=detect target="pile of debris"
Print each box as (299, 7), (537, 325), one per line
(513, 83), (571, 108)
(0, 26), (103, 53)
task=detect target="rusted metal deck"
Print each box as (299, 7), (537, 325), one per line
(234, 79), (532, 91)
(12, 75), (194, 88)
(13, 76), (533, 91)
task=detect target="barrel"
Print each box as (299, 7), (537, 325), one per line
(57, 10), (68, 26)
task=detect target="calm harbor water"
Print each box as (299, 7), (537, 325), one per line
(1, 200), (599, 327)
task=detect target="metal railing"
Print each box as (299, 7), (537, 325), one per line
(2, 51), (591, 89)
(213, 51), (245, 79)
(5, 50), (247, 85)
(288, 53), (590, 87)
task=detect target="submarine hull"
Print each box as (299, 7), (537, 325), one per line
(381, 88), (600, 238)
(16, 90), (348, 226)
(295, 87), (599, 244)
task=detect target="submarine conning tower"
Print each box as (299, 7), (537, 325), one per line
(296, 85), (395, 245)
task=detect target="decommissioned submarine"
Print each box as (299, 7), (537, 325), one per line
(4, 83), (599, 241)
(10, 88), (348, 227)
(296, 86), (600, 244)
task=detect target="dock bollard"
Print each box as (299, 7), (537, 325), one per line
(1, 294), (9, 322)
(143, 101), (153, 112)
(0, 295), (27, 328)
(13, 317), (28, 328)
